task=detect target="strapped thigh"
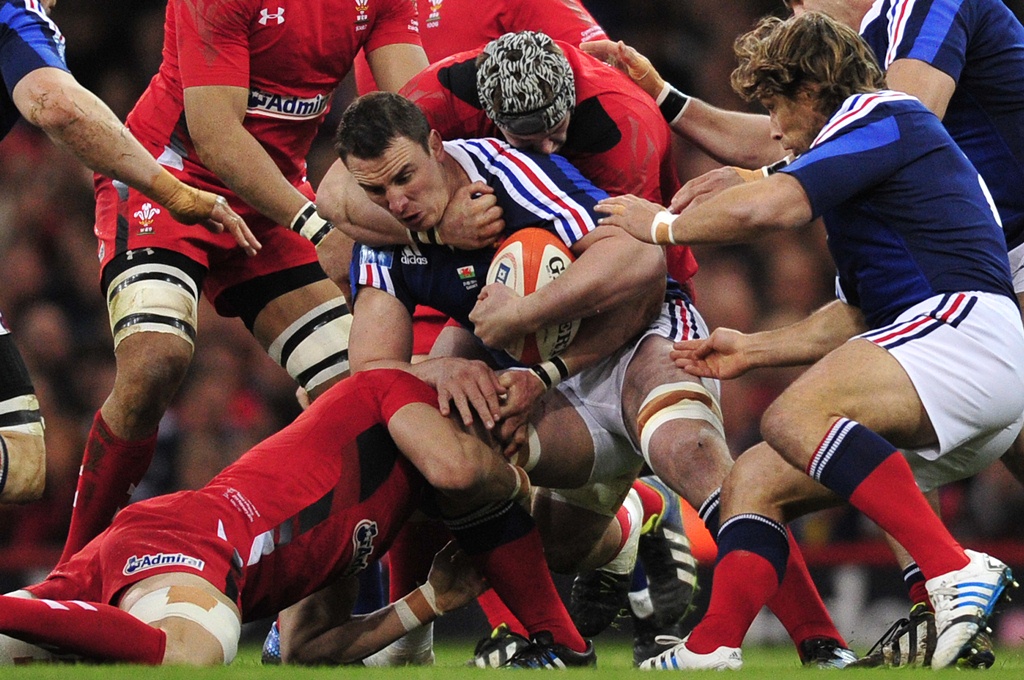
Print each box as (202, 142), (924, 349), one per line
(127, 586), (240, 664)
(637, 381), (724, 469)
(266, 298), (352, 392)
(103, 249), (205, 350)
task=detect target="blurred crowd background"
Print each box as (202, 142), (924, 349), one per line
(1, 0), (1023, 621)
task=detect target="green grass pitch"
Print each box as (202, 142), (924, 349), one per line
(2, 641), (1023, 678)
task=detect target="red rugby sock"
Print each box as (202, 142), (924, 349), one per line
(687, 550), (778, 653)
(60, 412), (156, 564)
(0, 595), (165, 663)
(469, 527), (586, 652)
(848, 456), (967, 578)
(387, 518), (450, 600)
(767, 531), (847, 651)
(477, 588), (528, 637)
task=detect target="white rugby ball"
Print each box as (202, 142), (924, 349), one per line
(485, 227), (581, 364)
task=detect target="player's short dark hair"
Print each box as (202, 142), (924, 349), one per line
(334, 92), (431, 161)
(731, 12), (886, 118)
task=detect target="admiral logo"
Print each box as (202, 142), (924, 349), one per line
(259, 7), (285, 25)
(123, 552), (205, 576)
(400, 247), (428, 265)
(248, 89), (329, 121)
(134, 202), (161, 227)
(342, 519), (378, 576)
(355, 0), (370, 30)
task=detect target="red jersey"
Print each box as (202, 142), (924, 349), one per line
(400, 41), (699, 284)
(355, 0), (606, 93)
(128, 0), (420, 193)
(34, 370), (435, 621)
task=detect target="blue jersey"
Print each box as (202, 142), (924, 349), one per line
(0, 0), (67, 140)
(781, 91), (1014, 329)
(353, 138), (607, 367)
(860, 0), (1024, 249)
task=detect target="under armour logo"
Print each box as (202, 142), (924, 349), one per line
(259, 7), (285, 25)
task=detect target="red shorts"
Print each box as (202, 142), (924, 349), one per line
(28, 492), (240, 608)
(411, 306), (448, 356)
(94, 172), (320, 306)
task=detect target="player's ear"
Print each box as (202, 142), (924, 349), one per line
(428, 129), (445, 159)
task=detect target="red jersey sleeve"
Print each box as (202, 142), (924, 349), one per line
(363, 0), (422, 54)
(508, 0), (607, 46)
(364, 369), (438, 422)
(175, 0), (256, 89)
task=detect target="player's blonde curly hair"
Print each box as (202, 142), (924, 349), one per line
(731, 12), (886, 118)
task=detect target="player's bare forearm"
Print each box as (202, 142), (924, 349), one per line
(741, 300), (866, 369)
(674, 99), (784, 168)
(184, 85), (308, 228)
(15, 68), (166, 192)
(317, 160), (413, 246)
(555, 278), (663, 375)
(389, 402), (523, 510)
(517, 227), (665, 331)
(599, 174), (813, 247)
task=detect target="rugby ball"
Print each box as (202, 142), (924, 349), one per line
(485, 228), (581, 364)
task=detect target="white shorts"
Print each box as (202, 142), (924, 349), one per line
(549, 295), (719, 512)
(858, 292), (1024, 492)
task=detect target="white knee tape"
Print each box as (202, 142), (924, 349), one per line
(107, 264), (199, 349)
(267, 299), (352, 391)
(127, 587), (240, 664)
(638, 382), (725, 468)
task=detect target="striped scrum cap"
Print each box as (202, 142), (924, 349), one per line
(476, 31), (575, 136)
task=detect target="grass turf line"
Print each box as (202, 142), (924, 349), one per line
(0, 642), (1022, 677)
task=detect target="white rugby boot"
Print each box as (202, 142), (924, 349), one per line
(928, 549), (1016, 669)
(639, 635), (742, 670)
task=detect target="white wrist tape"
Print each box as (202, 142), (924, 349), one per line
(394, 582), (444, 632)
(649, 210), (677, 245)
(290, 201), (333, 246)
(530, 356), (570, 390)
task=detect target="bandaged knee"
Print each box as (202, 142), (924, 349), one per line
(127, 586), (240, 664)
(638, 382), (725, 468)
(107, 263), (200, 349)
(267, 299), (352, 392)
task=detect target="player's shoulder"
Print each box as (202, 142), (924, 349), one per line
(814, 90), (924, 146)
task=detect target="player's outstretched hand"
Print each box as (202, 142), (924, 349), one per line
(595, 194), (664, 244)
(470, 283), (526, 351)
(415, 357), (506, 430)
(579, 40), (664, 99)
(671, 167), (746, 212)
(427, 542), (487, 614)
(437, 181), (505, 249)
(161, 179), (260, 256)
(671, 327), (752, 380)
